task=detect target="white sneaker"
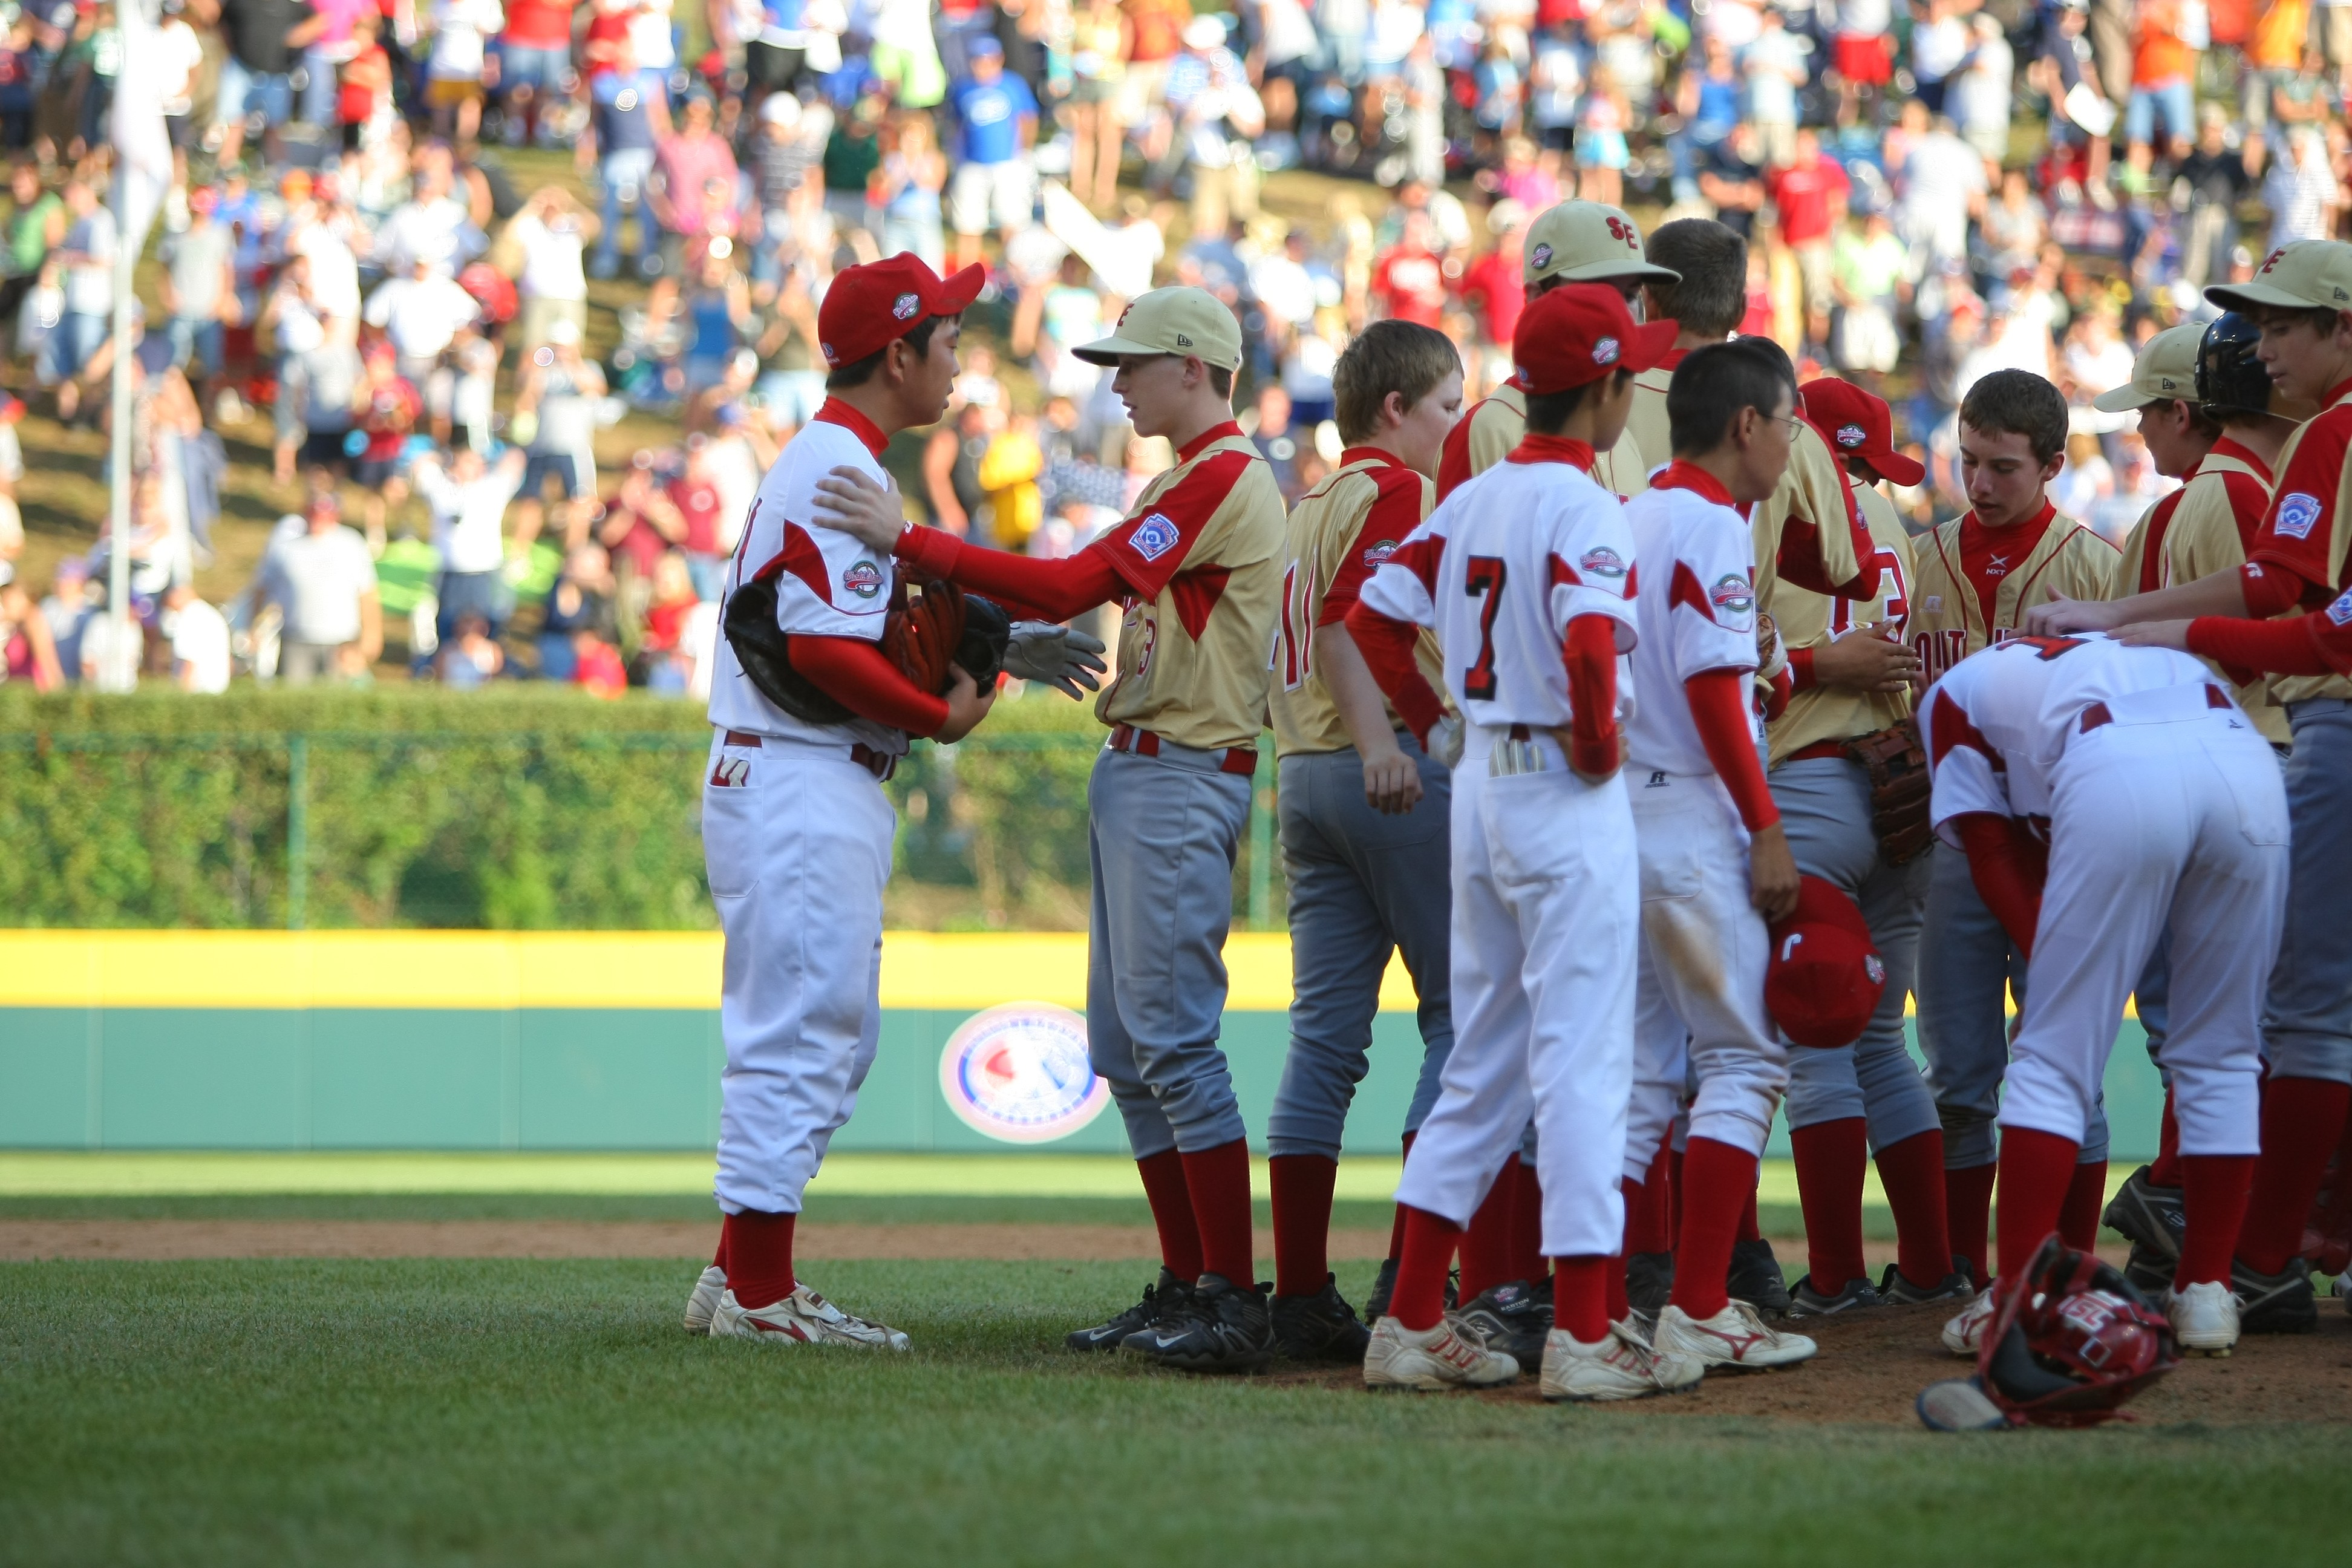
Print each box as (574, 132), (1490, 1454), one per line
(708, 1285), (911, 1350)
(684, 1264), (727, 1334)
(1539, 1323), (1690, 1401)
(1653, 1301), (1818, 1377)
(1942, 1287), (1996, 1357)
(2165, 1279), (2240, 1356)
(1362, 1316), (1520, 1390)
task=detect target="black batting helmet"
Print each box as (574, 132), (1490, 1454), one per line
(2197, 312), (2272, 420)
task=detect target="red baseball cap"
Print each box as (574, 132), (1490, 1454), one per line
(1766, 875), (1887, 1050)
(817, 253), (984, 371)
(1512, 283), (1677, 395)
(1801, 376), (1927, 488)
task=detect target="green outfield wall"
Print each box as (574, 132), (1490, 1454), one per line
(0, 931), (2168, 1157)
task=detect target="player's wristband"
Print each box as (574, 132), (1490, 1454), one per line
(894, 523), (961, 578)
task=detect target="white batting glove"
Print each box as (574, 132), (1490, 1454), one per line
(1002, 621), (1109, 699)
(1429, 713), (1465, 770)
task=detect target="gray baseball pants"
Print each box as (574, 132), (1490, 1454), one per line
(1266, 739), (1454, 1160)
(2264, 701), (2352, 1085)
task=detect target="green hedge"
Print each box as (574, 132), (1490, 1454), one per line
(0, 686), (1119, 930)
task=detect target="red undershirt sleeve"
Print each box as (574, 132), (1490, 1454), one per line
(1684, 667), (1780, 832)
(1563, 613), (1619, 776)
(1788, 645), (1817, 691)
(2188, 612), (2348, 678)
(786, 635), (951, 737)
(1760, 665), (1793, 723)
(2239, 560), (2315, 618)
(893, 525), (1129, 623)
(1344, 599), (1446, 746)
(1953, 811), (2048, 958)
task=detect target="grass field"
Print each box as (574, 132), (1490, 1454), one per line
(4, 1154), (2346, 1564)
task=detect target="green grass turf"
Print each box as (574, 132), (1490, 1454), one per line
(1, 1258), (2339, 1566)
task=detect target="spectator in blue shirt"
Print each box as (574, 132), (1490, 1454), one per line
(947, 36), (1037, 269)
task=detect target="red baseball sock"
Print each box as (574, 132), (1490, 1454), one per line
(712, 1226), (728, 1274)
(1181, 1138), (1255, 1285)
(1508, 1160), (1546, 1285)
(1553, 1255), (1610, 1342)
(2149, 1086), (2183, 1188)
(1791, 1117), (1869, 1289)
(1994, 1127), (2080, 1280)
(1607, 1252), (1630, 1322)
(1135, 1149), (1205, 1282)
(1873, 1129), (1953, 1289)
(726, 1209), (796, 1310)
(1669, 1137), (1756, 1321)
(1622, 1175), (1656, 1254)
(1945, 1161), (1998, 1289)
(1737, 1184), (1761, 1244)
(2059, 1157), (2108, 1251)
(1387, 1132), (1418, 1263)
(2237, 1078), (2352, 1274)
(1391, 1206), (1462, 1331)
(1268, 1154), (1338, 1298)
(1668, 1145), (1685, 1242)
(2175, 1154), (2256, 1287)
(1456, 1161), (1517, 1302)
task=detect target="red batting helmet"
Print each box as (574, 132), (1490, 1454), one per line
(1765, 875), (1886, 1049)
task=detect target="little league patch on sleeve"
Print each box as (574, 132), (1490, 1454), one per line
(2276, 492), (2323, 540)
(2329, 586), (2352, 626)
(1131, 512), (1181, 561)
(1579, 546), (1628, 580)
(842, 560), (884, 598)
(1710, 572), (1756, 616)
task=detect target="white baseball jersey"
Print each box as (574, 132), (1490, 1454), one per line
(1357, 453), (1639, 731)
(706, 408), (908, 756)
(1918, 633), (2229, 840)
(1621, 472), (1763, 779)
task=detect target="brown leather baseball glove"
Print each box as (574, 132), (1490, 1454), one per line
(1843, 716), (1935, 864)
(882, 580), (969, 695)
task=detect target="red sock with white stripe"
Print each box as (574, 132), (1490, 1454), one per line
(1790, 1117), (1868, 1290)
(1268, 1154), (1338, 1298)
(1391, 1206), (1463, 1331)
(2236, 1078), (2352, 1275)
(2058, 1157), (2108, 1252)
(1456, 1161), (1517, 1302)
(1508, 1160), (1546, 1286)
(1553, 1255), (1610, 1343)
(1873, 1128), (1953, 1289)
(1669, 1137), (1757, 1321)
(1135, 1149), (1205, 1282)
(2176, 1154), (2256, 1287)
(1180, 1138), (1255, 1285)
(726, 1210), (797, 1310)
(1994, 1127), (2079, 1280)
(1945, 1161), (1998, 1289)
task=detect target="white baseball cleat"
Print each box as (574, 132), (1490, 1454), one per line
(2164, 1279), (2240, 1356)
(1539, 1323), (1692, 1401)
(684, 1264), (727, 1335)
(1362, 1316), (1519, 1391)
(708, 1285), (912, 1350)
(1941, 1287), (1996, 1357)
(1653, 1300), (1817, 1376)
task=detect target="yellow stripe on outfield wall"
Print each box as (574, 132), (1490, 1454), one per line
(0, 930), (1364, 1011)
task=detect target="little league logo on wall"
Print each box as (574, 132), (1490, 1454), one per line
(938, 1003), (1109, 1144)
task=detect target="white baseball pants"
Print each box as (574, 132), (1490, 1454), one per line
(1395, 731), (1639, 1260)
(2002, 699), (2288, 1158)
(1624, 771), (1788, 1175)
(703, 731), (897, 1215)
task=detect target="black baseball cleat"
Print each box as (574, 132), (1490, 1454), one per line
(1450, 1278), (1552, 1369)
(1271, 1274), (1373, 1362)
(1067, 1269), (1193, 1353)
(2122, 1244), (2174, 1298)
(2232, 1255), (2318, 1334)
(1727, 1238), (1792, 1319)
(1128, 1273), (1276, 1373)
(1786, 1274), (1884, 1318)
(2102, 1165), (2187, 1261)
(1625, 1250), (1674, 1321)
(1362, 1256), (1400, 1325)
(1878, 1259), (1976, 1305)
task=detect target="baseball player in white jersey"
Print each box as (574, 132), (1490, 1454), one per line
(1345, 283), (1685, 1400)
(1919, 633), (2287, 1357)
(1618, 336), (1820, 1383)
(687, 255), (996, 1350)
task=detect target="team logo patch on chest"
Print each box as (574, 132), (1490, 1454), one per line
(2276, 492), (2323, 540)
(842, 560), (884, 598)
(1131, 512), (1181, 561)
(1363, 538), (1398, 566)
(1710, 572), (1755, 616)
(1579, 546), (1627, 579)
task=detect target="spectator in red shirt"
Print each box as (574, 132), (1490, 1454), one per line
(498, 0), (577, 145)
(665, 444), (729, 598)
(353, 345), (422, 550)
(596, 453), (690, 580)
(1458, 201), (1526, 351)
(1765, 129), (1851, 345)
(1370, 210), (1449, 328)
